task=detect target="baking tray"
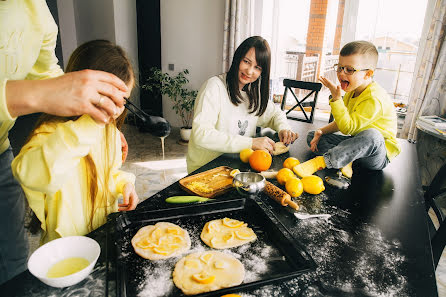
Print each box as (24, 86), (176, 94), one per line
(106, 198), (315, 297)
(178, 166), (234, 198)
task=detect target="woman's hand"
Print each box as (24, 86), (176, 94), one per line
(120, 132), (128, 163)
(310, 129), (323, 152)
(278, 129), (298, 146)
(119, 183), (139, 211)
(252, 136), (275, 155)
(319, 76), (342, 101)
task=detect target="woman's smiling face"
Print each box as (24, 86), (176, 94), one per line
(238, 47), (262, 90)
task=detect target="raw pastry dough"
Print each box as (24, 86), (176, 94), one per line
(201, 218), (257, 249)
(131, 222), (191, 260)
(173, 251), (244, 295)
(273, 142), (289, 155)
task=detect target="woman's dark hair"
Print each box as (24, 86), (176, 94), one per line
(226, 36), (271, 116)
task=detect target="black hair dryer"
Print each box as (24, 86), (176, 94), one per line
(124, 98), (171, 138)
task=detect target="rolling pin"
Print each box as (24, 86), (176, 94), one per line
(263, 181), (299, 211)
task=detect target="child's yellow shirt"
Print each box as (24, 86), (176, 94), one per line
(330, 81), (401, 160)
(12, 115), (135, 244)
(0, 0), (63, 154)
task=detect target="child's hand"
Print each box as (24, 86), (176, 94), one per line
(252, 137), (275, 155)
(119, 183), (139, 211)
(319, 76), (342, 101)
(120, 132), (128, 163)
(279, 129), (298, 146)
(310, 130), (323, 152)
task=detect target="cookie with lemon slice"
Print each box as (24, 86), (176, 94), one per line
(131, 222), (191, 260)
(200, 217), (257, 249)
(173, 251), (244, 295)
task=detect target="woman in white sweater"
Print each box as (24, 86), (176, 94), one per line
(187, 36), (298, 173)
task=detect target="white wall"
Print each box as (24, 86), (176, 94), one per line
(160, 0), (225, 127)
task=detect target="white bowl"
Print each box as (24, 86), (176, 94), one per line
(28, 236), (100, 288)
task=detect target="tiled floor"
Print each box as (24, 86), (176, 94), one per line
(24, 122), (446, 296)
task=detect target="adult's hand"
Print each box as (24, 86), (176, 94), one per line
(278, 129), (298, 146)
(252, 136), (275, 155)
(6, 69), (128, 124)
(119, 183), (139, 211)
(319, 76), (342, 101)
(120, 132), (128, 163)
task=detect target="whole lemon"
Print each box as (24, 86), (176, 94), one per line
(249, 150), (272, 172)
(285, 177), (304, 197)
(301, 175), (325, 194)
(276, 168), (296, 185)
(283, 157), (300, 170)
(239, 148), (254, 163)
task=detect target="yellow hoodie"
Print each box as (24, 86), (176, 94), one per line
(330, 81), (401, 161)
(12, 115), (135, 244)
(0, 0), (63, 154)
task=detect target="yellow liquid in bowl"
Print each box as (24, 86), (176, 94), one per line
(46, 257), (90, 278)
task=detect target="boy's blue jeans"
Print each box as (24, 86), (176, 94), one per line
(0, 147), (28, 285)
(307, 128), (389, 170)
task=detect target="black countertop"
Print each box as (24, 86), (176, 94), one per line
(2, 121), (437, 297)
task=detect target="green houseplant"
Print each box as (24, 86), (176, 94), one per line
(142, 68), (198, 136)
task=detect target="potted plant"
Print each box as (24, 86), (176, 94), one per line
(142, 68), (198, 143)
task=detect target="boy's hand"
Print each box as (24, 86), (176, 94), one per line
(310, 130), (323, 152)
(319, 76), (342, 101)
(279, 129), (298, 146)
(119, 183), (139, 211)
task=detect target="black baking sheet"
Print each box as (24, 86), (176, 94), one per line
(106, 198), (315, 297)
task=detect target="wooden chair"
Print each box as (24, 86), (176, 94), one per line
(280, 79), (322, 123)
(424, 164), (446, 268)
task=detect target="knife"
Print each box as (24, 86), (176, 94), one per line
(165, 196), (214, 203)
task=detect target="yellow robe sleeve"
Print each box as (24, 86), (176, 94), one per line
(12, 115), (104, 195)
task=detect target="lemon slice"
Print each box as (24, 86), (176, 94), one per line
(207, 221), (220, 233)
(214, 260), (228, 269)
(166, 227), (181, 235)
(184, 259), (200, 269)
(222, 217), (244, 228)
(235, 230), (255, 240)
(168, 243), (180, 250)
(153, 246), (172, 255)
(151, 228), (163, 240)
(192, 273), (216, 284)
(222, 232), (235, 242)
(230, 169), (240, 177)
(199, 253), (213, 264)
(136, 239), (156, 249)
(170, 235), (185, 244)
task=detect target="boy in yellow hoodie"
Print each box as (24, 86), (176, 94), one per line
(294, 41), (401, 178)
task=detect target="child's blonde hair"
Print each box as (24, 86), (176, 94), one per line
(28, 40), (134, 234)
(340, 41), (378, 69)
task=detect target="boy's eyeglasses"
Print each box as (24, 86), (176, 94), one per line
(333, 64), (369, 75)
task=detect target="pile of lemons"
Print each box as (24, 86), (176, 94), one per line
(239, 149), (325, 197)
(277, 157), (325, 197)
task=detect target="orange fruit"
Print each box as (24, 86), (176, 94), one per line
(240, 148), (254, 163)
(283, 157), (300, 170)
(276, 168), (296, 185)
(248, 150), (272, 172)
(285, 177), (304, 197)
(301, 175), (325, 194)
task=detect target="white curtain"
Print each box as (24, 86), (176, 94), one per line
(222, 0), (253, 72)
(401, 0), (446, 186)
(402, 0), (446, 140)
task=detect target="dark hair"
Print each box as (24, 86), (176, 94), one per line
(226, 36), (271, 116)
(340, 40), (379, 69)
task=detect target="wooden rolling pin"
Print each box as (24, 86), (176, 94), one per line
(263, 181), (299, 211)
